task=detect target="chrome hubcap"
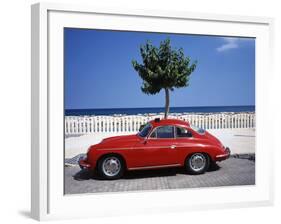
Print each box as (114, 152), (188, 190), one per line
(102, 157), (121, 177)
(189, 154), (206, 171)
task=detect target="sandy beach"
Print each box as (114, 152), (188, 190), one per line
(65, 128), (255, 159)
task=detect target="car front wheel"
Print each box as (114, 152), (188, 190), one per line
(185, 153), (209, 175)
(97, 155), (124, 180)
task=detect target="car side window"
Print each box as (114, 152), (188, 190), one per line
(150, 126), (175, 138)
(176, 127), (192, 138)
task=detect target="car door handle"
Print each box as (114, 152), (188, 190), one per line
(170, 145), (176, 149)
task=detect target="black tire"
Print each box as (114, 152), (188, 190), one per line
(97, 155), (124, 180)
(185, 153), (210, 175)
(209, 160), (220, 171)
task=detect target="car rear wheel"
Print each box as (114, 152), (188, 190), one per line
(97, 155), (124, 180)
(185, 153), (209, 175)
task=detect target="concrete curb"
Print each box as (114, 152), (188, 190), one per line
(230, 153), (255, 161)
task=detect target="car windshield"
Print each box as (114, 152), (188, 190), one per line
(138, 123), (152, 138)
(190, 124), (205, 134)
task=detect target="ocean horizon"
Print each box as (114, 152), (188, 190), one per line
(65, 105), (255, 116)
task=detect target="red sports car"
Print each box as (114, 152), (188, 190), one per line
(79, 118), (230, 179)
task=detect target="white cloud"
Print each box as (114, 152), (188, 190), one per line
(216, 37), (239, 52)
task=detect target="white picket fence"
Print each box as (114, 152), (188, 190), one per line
(65, 113), (255, 135)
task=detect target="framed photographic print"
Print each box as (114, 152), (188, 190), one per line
(31, 2), (274, 221)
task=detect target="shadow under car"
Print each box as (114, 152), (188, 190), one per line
(73, 163), (221, 181)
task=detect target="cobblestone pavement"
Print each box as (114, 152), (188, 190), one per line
(65, 158), (255, 194)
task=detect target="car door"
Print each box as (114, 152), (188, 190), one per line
(131, 125), (179, 168)
(174, 126), (198, 161)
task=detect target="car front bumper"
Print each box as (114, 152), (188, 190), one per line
(78, 157), (92, 170)
(215, 147), (231, 161)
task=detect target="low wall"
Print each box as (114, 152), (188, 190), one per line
(65, 113), (255, 135)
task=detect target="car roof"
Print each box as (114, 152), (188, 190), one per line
(149, 118), (190, 128)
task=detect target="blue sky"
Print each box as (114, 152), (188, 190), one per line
(64, 28), (255, 109)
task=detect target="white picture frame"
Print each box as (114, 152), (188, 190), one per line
(31, 2), (274, 221)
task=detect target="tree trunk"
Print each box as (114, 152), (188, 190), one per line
(164, 88), (170, 119)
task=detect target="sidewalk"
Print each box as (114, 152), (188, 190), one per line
(208, 128), (255, 154)
(65, 157), (255, 194)
(65, 128), (255, 159)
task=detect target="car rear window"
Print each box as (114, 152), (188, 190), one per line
(190, 124), (205, 134)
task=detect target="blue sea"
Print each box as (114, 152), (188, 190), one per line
(65, 106), (255, 116)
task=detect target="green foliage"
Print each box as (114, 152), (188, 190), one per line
(132, 38), (197, 95)
(132, 38), (197, 118)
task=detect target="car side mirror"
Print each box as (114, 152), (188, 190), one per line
(142, 138), (148, 144)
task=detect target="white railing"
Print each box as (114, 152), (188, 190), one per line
(65, 113), (255, 135)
